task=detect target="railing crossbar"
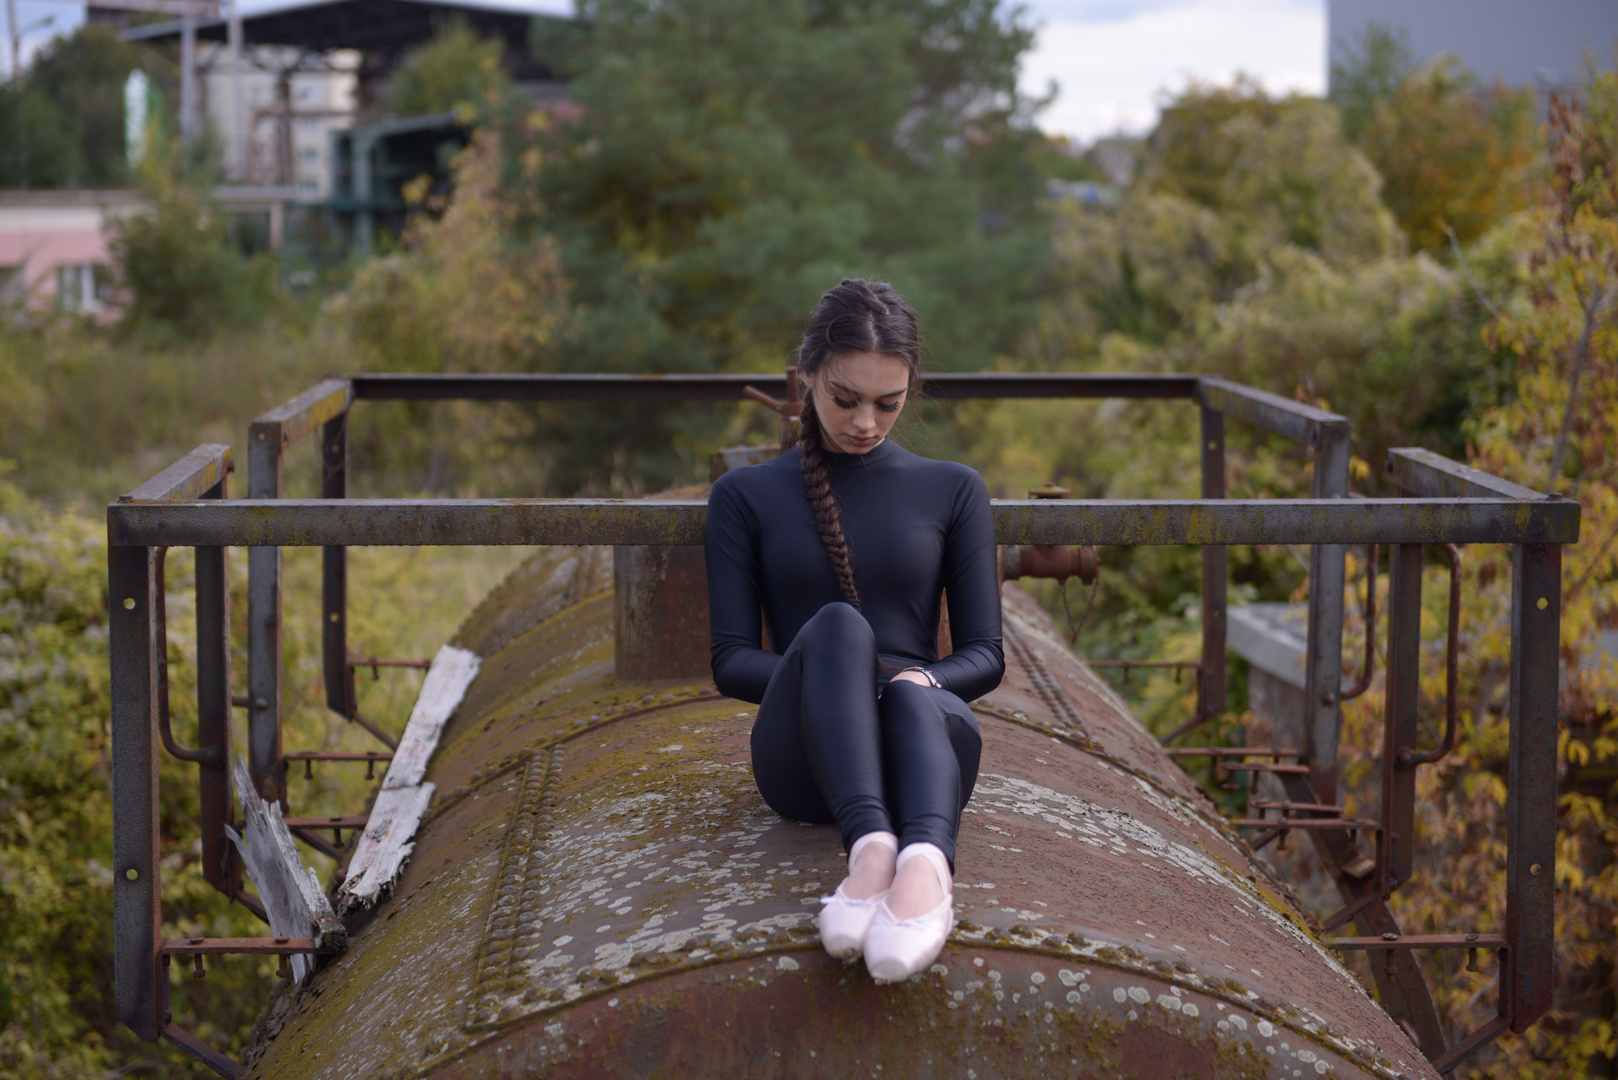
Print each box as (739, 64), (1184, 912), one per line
(106, 495), (1580, 549)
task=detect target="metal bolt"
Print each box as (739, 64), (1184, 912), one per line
(1537, 597), (1548, 610)
(1381, 931), (1398, 941)
(123, 597), (137, 610)
(255, 697), (268, 709)
(125, 868), (138, 880)
(329, 612), (340, 623)
(1320, 691), (1336, 705)
(1530, 862), (1542, 875)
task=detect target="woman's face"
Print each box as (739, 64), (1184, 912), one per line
(810, 351), (911, 455)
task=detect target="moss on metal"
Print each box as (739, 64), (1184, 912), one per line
(243, 549), (1440, 1080)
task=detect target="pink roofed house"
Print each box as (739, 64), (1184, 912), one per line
(0, 190), (141, 315)
(0, 187), (296, 317)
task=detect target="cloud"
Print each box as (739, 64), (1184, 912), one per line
(1024, 0), (1198, 25)
(1021, 0), (1327, 143)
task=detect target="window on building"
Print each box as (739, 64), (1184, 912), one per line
(56, 264), (111, 314)
(301, 148), (319, 163)
(0, 264), (25, 307)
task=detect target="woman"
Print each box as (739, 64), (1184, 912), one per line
(705, 278), (1004, 982)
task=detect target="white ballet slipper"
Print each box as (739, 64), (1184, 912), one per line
(818, 831), (898, 960)
(863, 842), (955, 983)
(818, 882), (887, 960)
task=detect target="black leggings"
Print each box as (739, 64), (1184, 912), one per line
(750, 602), (983, 868)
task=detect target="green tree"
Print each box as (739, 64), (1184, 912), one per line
(389, 19), (511, 118)
(1037, 81), (1402, 361)
(29, 25), (176, 185)
(968, 71), (1514, 712)
(0, 25), (178, 188)
(1328, 21), (1415, 143)
(107, 142), (279, 339)
(521, 0), (1053, 491)
(324, 131), (569, 495)
(1357, 58), (1536, 251)
(1330, 24), (1537, 252)
(0, 82), (84, 186)
(1142, 79), (1398, 265)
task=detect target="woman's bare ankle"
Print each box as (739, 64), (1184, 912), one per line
(886, 850), (951, 919)
(843, 833), (897, 899)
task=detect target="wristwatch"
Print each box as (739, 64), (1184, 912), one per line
(899, 666), (942, 689)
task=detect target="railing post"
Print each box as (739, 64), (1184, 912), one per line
(1379, 544), (1423, 895)
(1303, 422), (1351, 804)
(321, 411), (352, 718)
(242, 378), (353, 798)
(1506, 541), (1561, 1030)
(247, 421), (284, 801)
(195, 478), (239, 898)
(110, 543), (161, 1041)
(1199, 405), (1227, 725)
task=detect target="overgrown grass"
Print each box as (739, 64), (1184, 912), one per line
(268, 543), (536, 831)
(0, 465), (534, 1076)
(4, 313), (334, 506)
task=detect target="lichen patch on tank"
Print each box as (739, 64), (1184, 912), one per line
(966, 771), (1361, 985)
(461, 719), (837, 1032)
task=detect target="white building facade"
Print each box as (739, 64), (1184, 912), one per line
(199, 46), (360, 197)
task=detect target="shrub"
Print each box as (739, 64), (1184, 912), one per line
(107, 146), (280, 339)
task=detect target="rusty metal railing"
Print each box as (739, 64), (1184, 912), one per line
(106, 373), (1579, 1075)
(239, 372), (1349, 804)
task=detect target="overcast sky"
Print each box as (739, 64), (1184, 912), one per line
(1021, 0), (1326, 141)
(3, 0), (1328, 146)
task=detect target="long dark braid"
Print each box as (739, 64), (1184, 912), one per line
(798, 394), (862, 606)
(796, 279), (922, 609)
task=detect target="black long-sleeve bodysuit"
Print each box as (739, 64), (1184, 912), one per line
(705, 437), (1004, 864)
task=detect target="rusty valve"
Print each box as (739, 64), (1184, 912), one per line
(742, 366), (802, 452)
(1001, 484), (1099, 586)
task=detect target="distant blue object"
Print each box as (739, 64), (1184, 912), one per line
(1045, 179), (1116, 208)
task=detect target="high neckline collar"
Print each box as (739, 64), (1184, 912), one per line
(823, 437), (900, 467)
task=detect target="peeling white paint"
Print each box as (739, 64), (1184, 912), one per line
(227, 758), (339, 982)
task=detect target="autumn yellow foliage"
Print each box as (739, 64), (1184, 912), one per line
(1334, 83), (1618, 1077)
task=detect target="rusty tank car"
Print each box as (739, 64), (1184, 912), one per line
(234, 539), (1439, 1080)
(109, 373), (1577, 1079)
